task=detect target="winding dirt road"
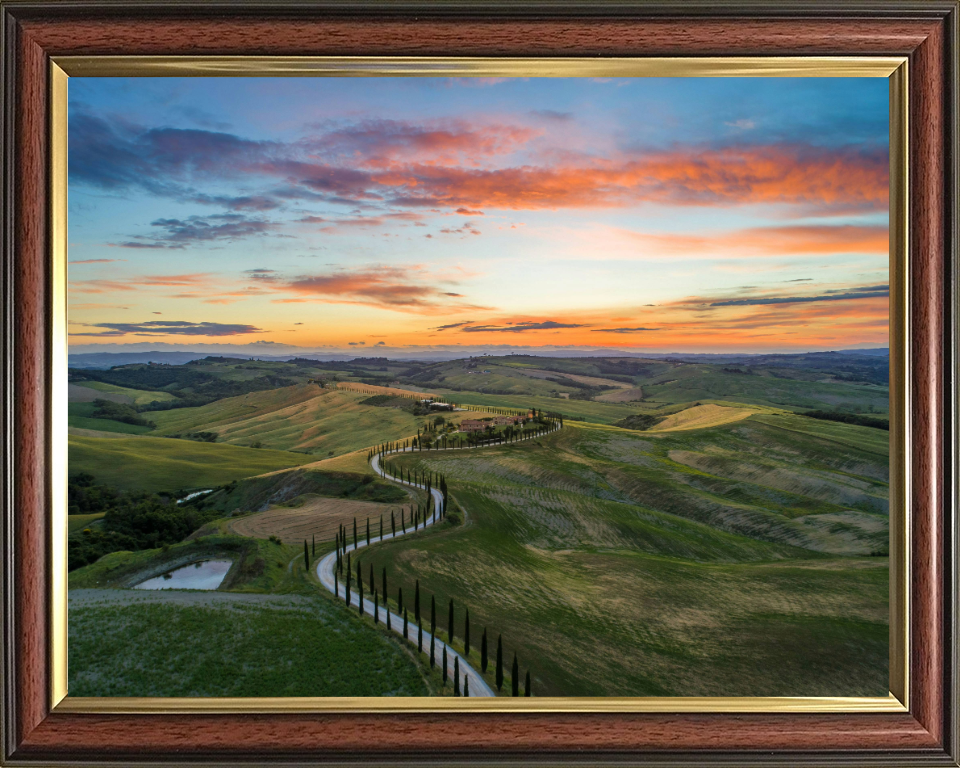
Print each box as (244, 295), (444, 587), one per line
(314, 422), (561, 697)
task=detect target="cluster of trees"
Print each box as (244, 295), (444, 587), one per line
(801, 409), (889, 431)
(613, 413), (664, 431)
(365, 413), (562, 456)
(67, 473), (225, 570)
(89, 399), (156, 428)
(70, 364), (297, 412)
(164, 431), (218, 443)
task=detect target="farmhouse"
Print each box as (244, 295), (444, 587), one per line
(459, 419), (486, 433)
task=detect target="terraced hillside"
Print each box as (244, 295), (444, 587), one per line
(359, 413), (890, 697)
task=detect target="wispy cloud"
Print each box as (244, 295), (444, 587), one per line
(265, 266), (488, 313)
(460, 320), (585, 333)
(112, 213), (276, 249)
(70, 110), (888, 216)
(72, 320), (263, 337)
(709, 284), (888, 307)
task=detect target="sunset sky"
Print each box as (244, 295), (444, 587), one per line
(67, 76), (889, 356)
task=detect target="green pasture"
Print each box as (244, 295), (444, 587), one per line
(68, 402), (155, 435)
(68, 512), (105, 536)
(68, 434), (313, 493)
(68, 592), (431, 697)
(77, 381), (179, 405)
(357, 416), (889, 697)
(151, 386), (427, 456)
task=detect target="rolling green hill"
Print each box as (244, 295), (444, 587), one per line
(75, 381), (178, 405)
(68, 435), (314, 493)
(360, 414), (889, 697)
(150, 386), (428, 455)
(68, 402), (155, 435)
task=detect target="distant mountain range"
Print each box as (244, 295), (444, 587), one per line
(68, 347), (889, 370)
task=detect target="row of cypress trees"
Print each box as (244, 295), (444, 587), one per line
(368, 413), (564, 460)
(333, 560), (533, 698)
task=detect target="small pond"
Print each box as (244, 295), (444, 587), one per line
(134, 559), (232, 591)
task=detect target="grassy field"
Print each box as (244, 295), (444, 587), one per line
(68, 512), (104, 536)
(68, 590), (432, 697)
(439, 392), (640, 424)
(75, 381), (179, 405)
(151, 386), (430, 456)
(639, 366), (888, 413)
(650, 403), (756, 431)
(68, 532), (450, 697)
(68, 402), (155, 435)
(69, 434), (314, 493)
(230, 498), (418, 545)
(357, 416), (890, 696)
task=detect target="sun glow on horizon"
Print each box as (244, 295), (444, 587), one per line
(68, 76), (889, 355)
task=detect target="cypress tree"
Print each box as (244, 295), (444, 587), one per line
(374, 589), (379, 624)
(430, 632), (435, 668)
(481, 629), (488, 673)
(454, 657), (460, 696)
(366, 518), (370, 546)
(345, 563), (351, 605)
(303, 540), (309, 570)
(448, 598), (454, 644)
(398, 586), (403, 616)
(525, 670), (531, 697)
(496, 635), (503, 691)
(386, 601), (391, 631)
(418, 623), (423, 653)
(464, 674), (469, 698)
(357, 561), (363, 615)
(442, 645), (448, 686)
(401, 508), (406, 533)
(464, 609), (470, 655)
(512, 654), (519, 696)
(403, 608), (408, 640)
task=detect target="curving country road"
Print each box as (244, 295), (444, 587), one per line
(314, 420), (561, 698)
(315, 449), (495, 697)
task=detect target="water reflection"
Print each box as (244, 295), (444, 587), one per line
(134, 559), (232, 590)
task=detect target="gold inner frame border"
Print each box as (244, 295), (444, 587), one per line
(49, 55), (909, 714)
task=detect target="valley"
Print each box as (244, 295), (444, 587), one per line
(67, 350), (891, 698)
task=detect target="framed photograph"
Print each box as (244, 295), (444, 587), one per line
(1, 2), (957, 765)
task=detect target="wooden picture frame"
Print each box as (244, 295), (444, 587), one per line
(1, 1), (957, 764)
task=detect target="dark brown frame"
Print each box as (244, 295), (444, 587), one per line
(2, 2), (957, 765)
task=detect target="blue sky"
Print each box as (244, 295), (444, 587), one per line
(67, 76), (889, 355)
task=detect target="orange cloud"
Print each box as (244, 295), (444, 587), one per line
(372, 144), (888, 212)
(618, 224), (888, 259)
(72, 273), (214, 293)
(273, 267), (491, 314)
